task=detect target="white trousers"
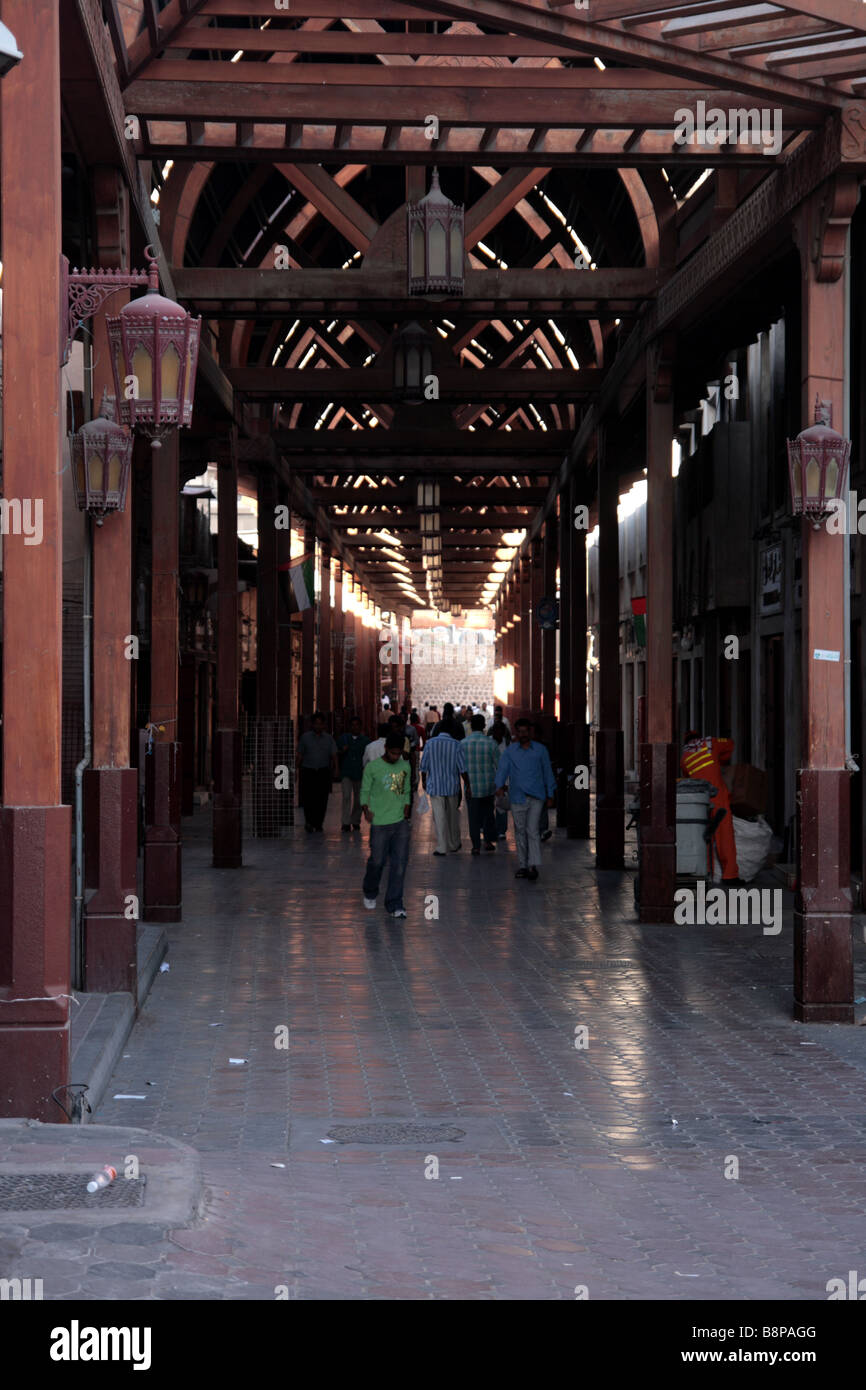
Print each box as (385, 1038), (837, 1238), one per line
(511, 796), (543, 868)
(431, 794), (461, 853)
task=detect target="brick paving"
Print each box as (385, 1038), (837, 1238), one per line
(6, 803), (866, 1300)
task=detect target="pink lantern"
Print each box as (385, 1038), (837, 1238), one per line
(787, 398), (851, 522)
(407, 169), (464, 296)
(70, 397), (133, 521)
(107, 256), (201, 448)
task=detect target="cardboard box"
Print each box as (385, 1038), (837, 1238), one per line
(729, 764), (767, 817)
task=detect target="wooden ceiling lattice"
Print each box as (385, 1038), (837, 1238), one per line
(98, 0), (866, 609)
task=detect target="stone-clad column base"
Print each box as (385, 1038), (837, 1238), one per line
(595, 728), (624, 868)
(144, 742), (182, 923)
(84, 767), (139, 994)
(638, 741), (677, 923)
(0, 805), (72, 1120)
(794, 768), (853, 1023)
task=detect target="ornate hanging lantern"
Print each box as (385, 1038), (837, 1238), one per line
(407, 168), (464, 296)
(393, 321), (433, 403)
(416, 480), (440, 510)
(70, 396), (133, 521)
(787, 398), (851, 523)
(107, 256), (201, 448)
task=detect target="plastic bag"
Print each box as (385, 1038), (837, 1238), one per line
(415, 790), (430, 816)
(712, 814), (773, 882)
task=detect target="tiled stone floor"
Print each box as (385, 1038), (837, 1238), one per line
(34, 803), (866, 1297)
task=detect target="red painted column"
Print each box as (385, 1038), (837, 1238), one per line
(213, 432), (242, 868)
(519, 552), (531, 715)
(596, 430), (624, 868)
(276, 485), (293, 720)
(529, 536), (543, 715)
(541, 516), (557, 718)
(83, 167), (138, 993)
(561, 473), (591, 838)
(254, 468), (279, 837)
(639, 340), (677, 922)
(0, 0), (72, 1119)
(332, 558), (345, 726)
(257, 470), (278, 720)
(794, 185), (855, 1022)
(318, 544), (333, 720)
(301, 520), (316, 716)
(143, 433), (182, 921)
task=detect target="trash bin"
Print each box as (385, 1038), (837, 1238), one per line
(676, 778), (713, 875)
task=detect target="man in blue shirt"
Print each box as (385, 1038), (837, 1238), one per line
(420, 729), (462, 855)
(495, 717), (556, 881)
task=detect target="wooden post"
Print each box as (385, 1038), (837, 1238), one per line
(519, 552), (531, 715)
(529, 535), (543, 713)
(301, 519), (316, 716)
(794, 182), (855, 1022)
(318, 543), (332, 720)
(563, 473), (591, 838)
(0, 0), (72, 1119)
(541, 516), (557, 717)
(276, 485), (293, 718)
(213, 432), (242, 867)
(254, 468), (279, 836)
(332, 557), (345, 729)
(83, 166), (138, 993)
(596, 429), (624, 867)
(639, 337), (677, 922)
(143, 432), (182, 921)
(257, 470), (278, 720)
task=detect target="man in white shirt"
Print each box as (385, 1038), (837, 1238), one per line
(485, 705), (512, 736)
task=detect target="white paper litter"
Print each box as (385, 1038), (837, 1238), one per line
(228, 1058), (247, 1065)
(113, 1094), (147, 1100)
(449, 1176), (462, 1180)
(320, 1138), (336, 1144)
(270, 1162), (286, 1169)
(159, 963), (170, 973)
(675, 1271), (699, 1278)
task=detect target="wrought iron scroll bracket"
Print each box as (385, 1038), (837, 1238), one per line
(60, 246), (158, 367)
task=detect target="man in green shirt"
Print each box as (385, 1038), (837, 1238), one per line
(360, 732), (412, 918)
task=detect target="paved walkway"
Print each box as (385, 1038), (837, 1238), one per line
(14, 800), (866, 1299)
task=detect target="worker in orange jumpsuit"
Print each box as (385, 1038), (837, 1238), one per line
(680, 731), (740, 883)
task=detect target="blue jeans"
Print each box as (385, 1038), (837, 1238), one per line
(467, 794), (496, 849)
(363, 817), (410, 911)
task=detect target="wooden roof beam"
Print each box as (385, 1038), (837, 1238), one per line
(397, 0), (843, 107)
(227, 366), (604, 399)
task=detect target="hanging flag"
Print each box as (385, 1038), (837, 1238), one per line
(631, 595), (647, 646)
(280, 554), (315, 611)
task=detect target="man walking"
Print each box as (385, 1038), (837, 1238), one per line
(431, 701), (466, 741)
(458, 714), (500, 854)
(495, 717), (556, 880)
(420, 726), (462, 855)
(485, 705), (512, 737)
(361, 732), (412, 918)
(296, 711), (339, 832)
(336, 715), (369, 832)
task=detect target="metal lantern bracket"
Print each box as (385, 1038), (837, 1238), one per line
(60, 246), (160, 366)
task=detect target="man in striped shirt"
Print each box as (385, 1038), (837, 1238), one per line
(420, 729), (462, 855)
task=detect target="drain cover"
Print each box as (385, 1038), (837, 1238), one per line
(325, 1123), (466, 1145)
(0, 1174), (146, 1212)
